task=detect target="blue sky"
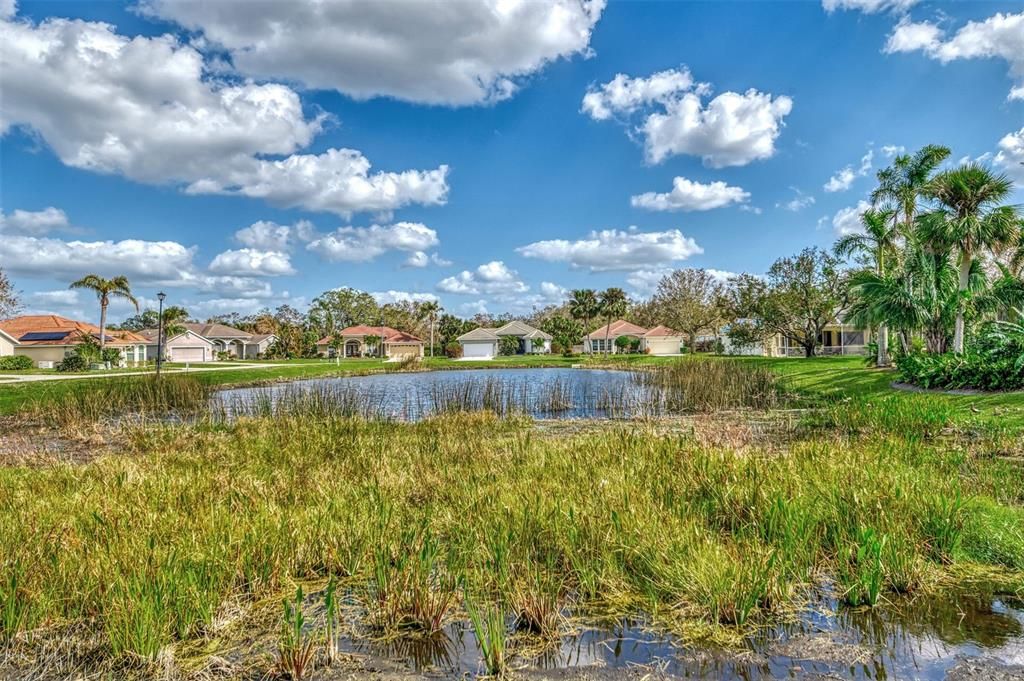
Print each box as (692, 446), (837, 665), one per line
(2, 0), (1022, 322)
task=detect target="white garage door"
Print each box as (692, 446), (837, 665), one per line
(389, 344), (420, 359)
(645, 338), (681, 356)
(462, 341), (496, 358)
(173, 347), (206, 362)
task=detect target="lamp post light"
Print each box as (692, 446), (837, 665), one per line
(156, 291), (166, 378)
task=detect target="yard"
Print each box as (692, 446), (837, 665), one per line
(0, 356), (1022, 679)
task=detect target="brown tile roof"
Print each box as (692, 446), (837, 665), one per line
(0, 315), (147, 346)
(317, 325), (423, 345)
(643, 325), (683, 337)
(585, 319), (648, 340)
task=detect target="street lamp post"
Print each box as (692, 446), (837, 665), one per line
(156, 292), (166, 378)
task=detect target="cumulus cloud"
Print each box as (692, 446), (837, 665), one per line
(776, 188), (816, 212)
(304, 222), (439, 263)
(0, 207), (70, 235)
(403, 251), (452, 268)
(830, 200), (873, 236)
(371, 290), (440, 305)
(208, 248), (295, 276)
(881, 144), (906, 157)
(631, 177), (750, 212)
(516, 227), (702, 271)
(885, 12), (1024, 100)
(437, 261), (529, 295)
(626, 268), (671, 297)
(140, 0), (604, 106)
(28, 289), (80, 307)
(582, 67), (792, 167)
(0, 11), (449, 215)
(995, 127), (1024, 184)
(824, 148), (874, 192)
(234, 220), (302, 252)
(822, 0), (917, 13)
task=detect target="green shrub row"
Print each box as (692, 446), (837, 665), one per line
(0, 355), (33, 371)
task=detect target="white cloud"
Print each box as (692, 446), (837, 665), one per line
(831, 200), (873, 236)
(581, 67), (700, 120)
(371, 290), (440, 305)
(582, 68), (792, 167)
(824, 148), (874, 192)
(881, 144), (906, 157)
(0, 207), (70, 235)
(186, 297), (272, 318)
(776, 188), (816, 212)
(0, 11), (449, 216)
(184, 150), (450, 218)
(403, 251), (451, 268)
(141, 0), (604, 106)
(28, 289), (80, 307)
(304, 222), (439, 263)
(208, 248), (295, 276)
(631, 177), (750, 212)
(822, 0), (917, 14)
(234, 220), (301, 252)
(995, 127), (1024, 184)
(437, 261), (528, 295)
(516, 227), (703, 271)
(460, 299), (490, 315)
(626, 268), (670, 297)
(539, 281), (568, 301)
(885, 12), (1024, 101)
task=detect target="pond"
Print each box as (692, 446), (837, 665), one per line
(216, 368), (652, 421)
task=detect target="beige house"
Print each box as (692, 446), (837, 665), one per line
(316, 325), (424, 360)
(722, 319), (867, 357)
(0, 315), (148, 367)
(139, 328), (216, 363)
(584, 320), (685, 355)
(456, 321), (552, 359)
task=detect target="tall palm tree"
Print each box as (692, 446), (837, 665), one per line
(568, 289), (600, 353)
(835, 208), (898, 366)
(420, 301), (441, 358)
(598, 287), (628, 354)
(919, 164), (1021, 353)
(69, 274), (138, 349)
(872, 144), (951, 235)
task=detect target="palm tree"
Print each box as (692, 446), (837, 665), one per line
(598, 287), (628, 354)
(420, 301), (441, 358)
(568, 289), (600, 353)
(835, 208), (898, 366)
(873, 144), (951, 234)
(69, 274), (138, 349)
(919, 164), (1021, 353)
(160, 305), (190, 339)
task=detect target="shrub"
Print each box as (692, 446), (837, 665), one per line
(614, 336), (632, 353)
(0, 355), (33, 371)
(896, 351), (1024, 391)
(101, 347), (122, 365)
(498, 336), (520, 356)
(56, 353), (89, 372)
(444, 341), (462, 359)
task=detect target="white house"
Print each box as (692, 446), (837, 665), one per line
(456, 321), (552, 359)
(584, 320), (685, 355)
(140, 328), (216, 363)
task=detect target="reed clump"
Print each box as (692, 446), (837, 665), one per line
(1, 410), (1022, 670)
(631, 358), (784, 412)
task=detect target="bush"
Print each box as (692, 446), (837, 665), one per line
(444, 341), (462, 359)
(56, 353), (89, 372)
(895, 318), (1024, 391)
(101, 347), (122, 365)
(0, 355), (33, 371)
(498, 336), (520, 356)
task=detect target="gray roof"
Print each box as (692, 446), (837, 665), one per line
(457, 327), (499, 342)
(495, 320), (550, 339)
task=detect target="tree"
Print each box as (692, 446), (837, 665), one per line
(118, 309), (160, 331)
(419, 301), (441, 357)
(835, 208), (899, 366)
(364, 334), (382, 358)
(873, 144), (951, 234)
(598, 288), (628, 354)
(0, 268), (21, 319)
(437, 313), (472, 348)
(647, 269), (726, 353)
(498, 335), (520, 356)
(540, 316), (583, 355)
(69, 275), (139, 349)
(728, 248), (850, 358)
(919, 164), (1021, 353)
(160, 306), (190, 338)
(308, 288), (378, 336)
(568, 289), (601, 347)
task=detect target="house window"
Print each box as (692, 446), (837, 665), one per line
(592, 339), (608, 352)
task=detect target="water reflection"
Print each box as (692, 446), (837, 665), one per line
(335, 591), (1024, 679)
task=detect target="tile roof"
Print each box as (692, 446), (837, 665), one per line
(643, 325), (683, 338)
(457, 327), (499, 342)
(585, 319), (649, 340)
(183, 322), (252, 338)
(317, 325), (423, 345)
(0, 315), (147, 346)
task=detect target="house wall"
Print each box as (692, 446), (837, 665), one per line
(0, 335), (15, 356)
(386, 343), (423, 359)
(148, 331), (214, 362)
(15, 346), (72, 364)
(524, 339), (551, 354)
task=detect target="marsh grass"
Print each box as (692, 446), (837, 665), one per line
(467, 600), (508, 677)
(276, 586), (316, 680)
(631, 358), (784, 412)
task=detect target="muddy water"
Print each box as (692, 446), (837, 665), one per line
(335, 590), (1024, 680)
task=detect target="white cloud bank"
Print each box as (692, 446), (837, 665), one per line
(885, 12), (1024, 101)
(822, 0), (917, 14)
(517, 227), (702, 271)
(304, 222), (440, 263)
(437, 261), (529, 295)
(631, 177), (750, 212)
(0, 207), (69, 235)
(140, 0), (605, 106)
(995, 127), (1024, 184)
(581, 67), (792, 167)
(0, 10), (448, 216)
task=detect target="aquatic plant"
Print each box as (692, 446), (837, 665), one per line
(466, 599), (507, 677)
(276, 586), (316, 680)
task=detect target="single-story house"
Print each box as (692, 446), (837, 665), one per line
(584, 320), (686, 355)
(316, 325), (424, 360)
(722, 317), (868, 357)
(183, 323), (277, 359)
(0, 315), (149, 367)
(139, 328), (216, 363)
(456, 321), (553, 359)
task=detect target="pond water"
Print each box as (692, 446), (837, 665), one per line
(333, 589), (1024, 680)
(216, 368), (650, 421)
